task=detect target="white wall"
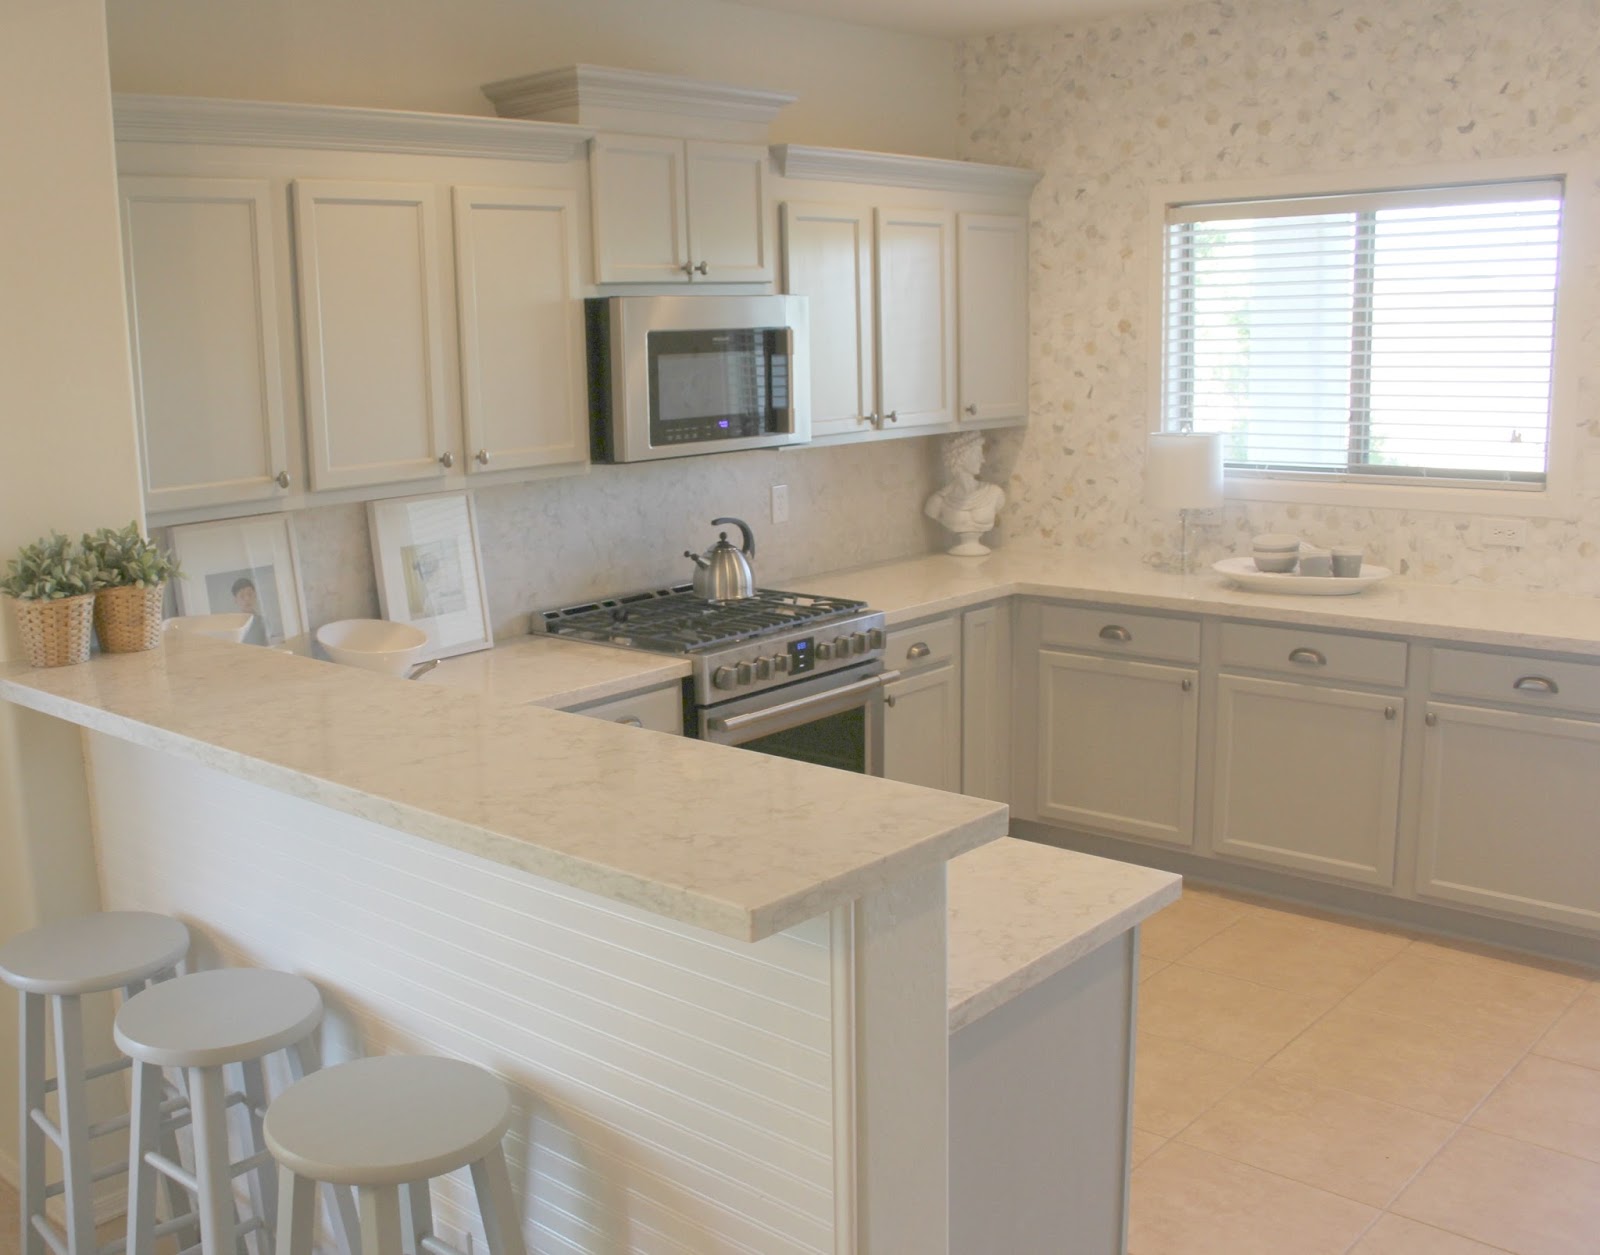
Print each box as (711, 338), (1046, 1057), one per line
(0, 0), (148, 1187)
(959, 0), (1600, 593)
(104, 0), (960, 158)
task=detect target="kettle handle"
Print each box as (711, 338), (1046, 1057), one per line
(711, 516), (755, 560)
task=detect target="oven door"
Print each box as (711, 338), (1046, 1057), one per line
(698, 662), (898, 776)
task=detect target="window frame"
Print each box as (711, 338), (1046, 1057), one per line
(1148, 157), (1591, 519)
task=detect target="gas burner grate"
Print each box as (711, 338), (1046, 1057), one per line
(541, 587), (868, 654)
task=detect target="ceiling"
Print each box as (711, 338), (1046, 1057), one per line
(724, 0), (1159, 38)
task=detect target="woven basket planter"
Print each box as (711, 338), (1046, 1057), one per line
(94, 582), (167, 654)
(10, 593), (96, 668)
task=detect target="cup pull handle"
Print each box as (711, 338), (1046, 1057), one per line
(614, 716), (645, 727)
(907, 642), (932, 660)
(1289, 647), (1327, 666)
(1513, 675), (1559, 695)
(1099, 625), (1132, 643)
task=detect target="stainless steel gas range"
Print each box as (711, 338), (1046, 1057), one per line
(541, 586), (897, 774)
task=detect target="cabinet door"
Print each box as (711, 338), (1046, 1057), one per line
(961, 603), (1011, 803)
(957, 212), (1028, 425)
(884, 665), (962, 792)
(120, 177), (292, 511)
(1212, 675), (1403, 886)
(294, 180), (453, 490)
(686, 141), (773, 283)
(590, 134), (690, 284)
(1417, 702), (1600, 933)
(876, 207), (956, 430)
(1037, 650), (1198, 847)
(781, 202), (877, 438)
(453, 186), (586, 475)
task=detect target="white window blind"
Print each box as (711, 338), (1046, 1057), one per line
(1162, 179), (1563, 488)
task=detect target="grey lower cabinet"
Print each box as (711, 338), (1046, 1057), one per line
(883, 616), (962, 791)
(1416, 700), (1600, 933)
(1210, 673), (1405, 887)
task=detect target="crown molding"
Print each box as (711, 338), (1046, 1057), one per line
(482, 65), (796, 143)
(113, 94), (592, 163)
(773, 145), (1041, 197)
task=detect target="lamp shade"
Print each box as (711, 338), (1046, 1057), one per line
(1146, 431), (1224, 511)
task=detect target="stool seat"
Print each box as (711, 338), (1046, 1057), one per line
(0, 911), (188, 995)
(265, 1056), (512, 1187)
(115, 968), (322, 1068)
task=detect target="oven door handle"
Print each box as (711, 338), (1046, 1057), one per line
(706, 670), (901, 736)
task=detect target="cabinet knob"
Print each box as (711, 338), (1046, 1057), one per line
(438, 451), (454, 469)
(1288, 647), (1327, 666)
(681, 262), (695, 275)
(884, 410), (899, 424)
(275, 470), (291, 489)
(693, 261), (709, 276)
(964, 403), (978, 416)
(1425, 712), (1439, 727)
(1384, 706), (1396, 720)
(475, 449), (490, 466)
(860, 414), (876, 425)
(1181, 678), (1193, 692)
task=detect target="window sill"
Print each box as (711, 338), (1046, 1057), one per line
(1223, 474), (1578, 520)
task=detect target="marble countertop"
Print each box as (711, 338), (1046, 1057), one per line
(946, 838), (1181, 1032)
(0, 637), (1006, 943)
(790, 547), (1600, 656)
(416, 635), (690, 709)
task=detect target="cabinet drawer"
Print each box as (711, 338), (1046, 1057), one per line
(1431, 648), (1600, 717)
(886, 617), (959, 672)
(1219, 623), (1407, 688)
(567, 684), (683, 734)
(1039, 605), (1200, 663)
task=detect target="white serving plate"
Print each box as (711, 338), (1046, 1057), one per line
(1213, 556), (1391, 596)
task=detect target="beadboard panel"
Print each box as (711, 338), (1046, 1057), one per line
(86, 732), (839, 1254)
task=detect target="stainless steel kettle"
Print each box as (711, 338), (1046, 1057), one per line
(685, 517), (756, 601)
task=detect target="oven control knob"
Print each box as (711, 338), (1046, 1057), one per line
(849, 632), (868, 655)
(755, 657), (773, 681)
(817, 641), (835, 661)
(773, 654), (791, 674)
(868, 627), (886, 650)
(736, 661), (754, 686)
(712, 665), (739, 690)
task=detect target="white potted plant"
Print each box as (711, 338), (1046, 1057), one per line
(1, 533), (100, 667)
(83, 522), (179, 654)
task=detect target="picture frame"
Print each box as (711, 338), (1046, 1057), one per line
(367, 492), (492, 661)
(168, 515), (309, 649)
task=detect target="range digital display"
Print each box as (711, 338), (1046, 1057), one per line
(788, 637), (815, 675)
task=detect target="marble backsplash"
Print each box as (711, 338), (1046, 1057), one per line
(958, 0), (1600, 594)
(285, 437), (946, 641)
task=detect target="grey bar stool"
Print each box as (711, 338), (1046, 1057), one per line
(265, 1055), (527, 1255)
(115, 968), (349, 1255)
(0, 910), (191, 1255)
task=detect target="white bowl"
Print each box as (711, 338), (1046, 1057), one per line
(164, 613), (253, 644)
(1252, 553), (1299, 573)
(315, 619), (429, 676)
(1252, 532), (1300, 552)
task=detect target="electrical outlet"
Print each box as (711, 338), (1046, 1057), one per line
(771, 483), (790, 524)
(1482, 517), (1528, 547)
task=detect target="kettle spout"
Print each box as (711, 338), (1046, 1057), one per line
(683, 549), (710, 570)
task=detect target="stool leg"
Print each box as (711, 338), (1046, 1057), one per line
(469, 1148), (525, 1255)
(401, 1180), (433, 1254)
(19, 991), (46, 1255)
(122, 978), (200, 1251)
(358, 1185), (404, 1255)
(240, 1058), (278, 1255)
(126, 1060), (162, 1255)
(274, 1167), (316, 1255)
(52, 993), (96, 1255)
(189, 1065), (236, 1255)
(287, 1039), (358, 1255)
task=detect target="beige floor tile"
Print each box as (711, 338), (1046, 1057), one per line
(1340, 947), (1585, 1051)
(1127, 1141), (1377, 1255)
(1536, 985), (1600, 1071)
(1471, 1054), (1600, 1164)
(1177, 1072), (1456, 1207)
(1178, 910), (1410, 1000)
(1139, 891), (1253, 962)
(1138, 965), (1337, 1064)
(1130, 1128), (1167, 1169)
(1394, 1128), (1600, 1255)
(1, 1179), (18, 1255)
(1348, 1214), (1512, 1254)
(1140, 956), (1172, 982)
(1133, 1032), (1259, 1138)
(1264, 1005), (1526, 1122)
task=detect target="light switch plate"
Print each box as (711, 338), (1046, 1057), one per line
(771, 483), (790, 524)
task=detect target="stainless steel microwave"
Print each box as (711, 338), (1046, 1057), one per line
(586, 295), (811, 463)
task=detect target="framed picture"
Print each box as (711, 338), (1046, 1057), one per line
(169, 515), (309, 649)
(367, 492), (492, 660)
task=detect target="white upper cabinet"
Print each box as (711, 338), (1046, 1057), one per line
(780, 202), (876, 438)
(452, 186), (587, 474)
(294, 179), (454, 491)
(876, 207), (956, 431)
(957, 213), (1029, 425)
(591, 134), (772, 284)
(120, 177), (294, 511)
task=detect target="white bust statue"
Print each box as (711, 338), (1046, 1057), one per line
(925, 432), (1006, 556)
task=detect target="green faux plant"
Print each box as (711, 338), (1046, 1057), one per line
(0, 532), (101, 601)
(82, 521), (179, 590)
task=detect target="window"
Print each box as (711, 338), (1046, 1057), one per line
(1161, 179), (1564, 491)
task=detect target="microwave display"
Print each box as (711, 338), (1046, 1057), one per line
(646, 329), (790, 447)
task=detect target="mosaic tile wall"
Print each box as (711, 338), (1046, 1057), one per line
(958, 0), (1600, 591)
